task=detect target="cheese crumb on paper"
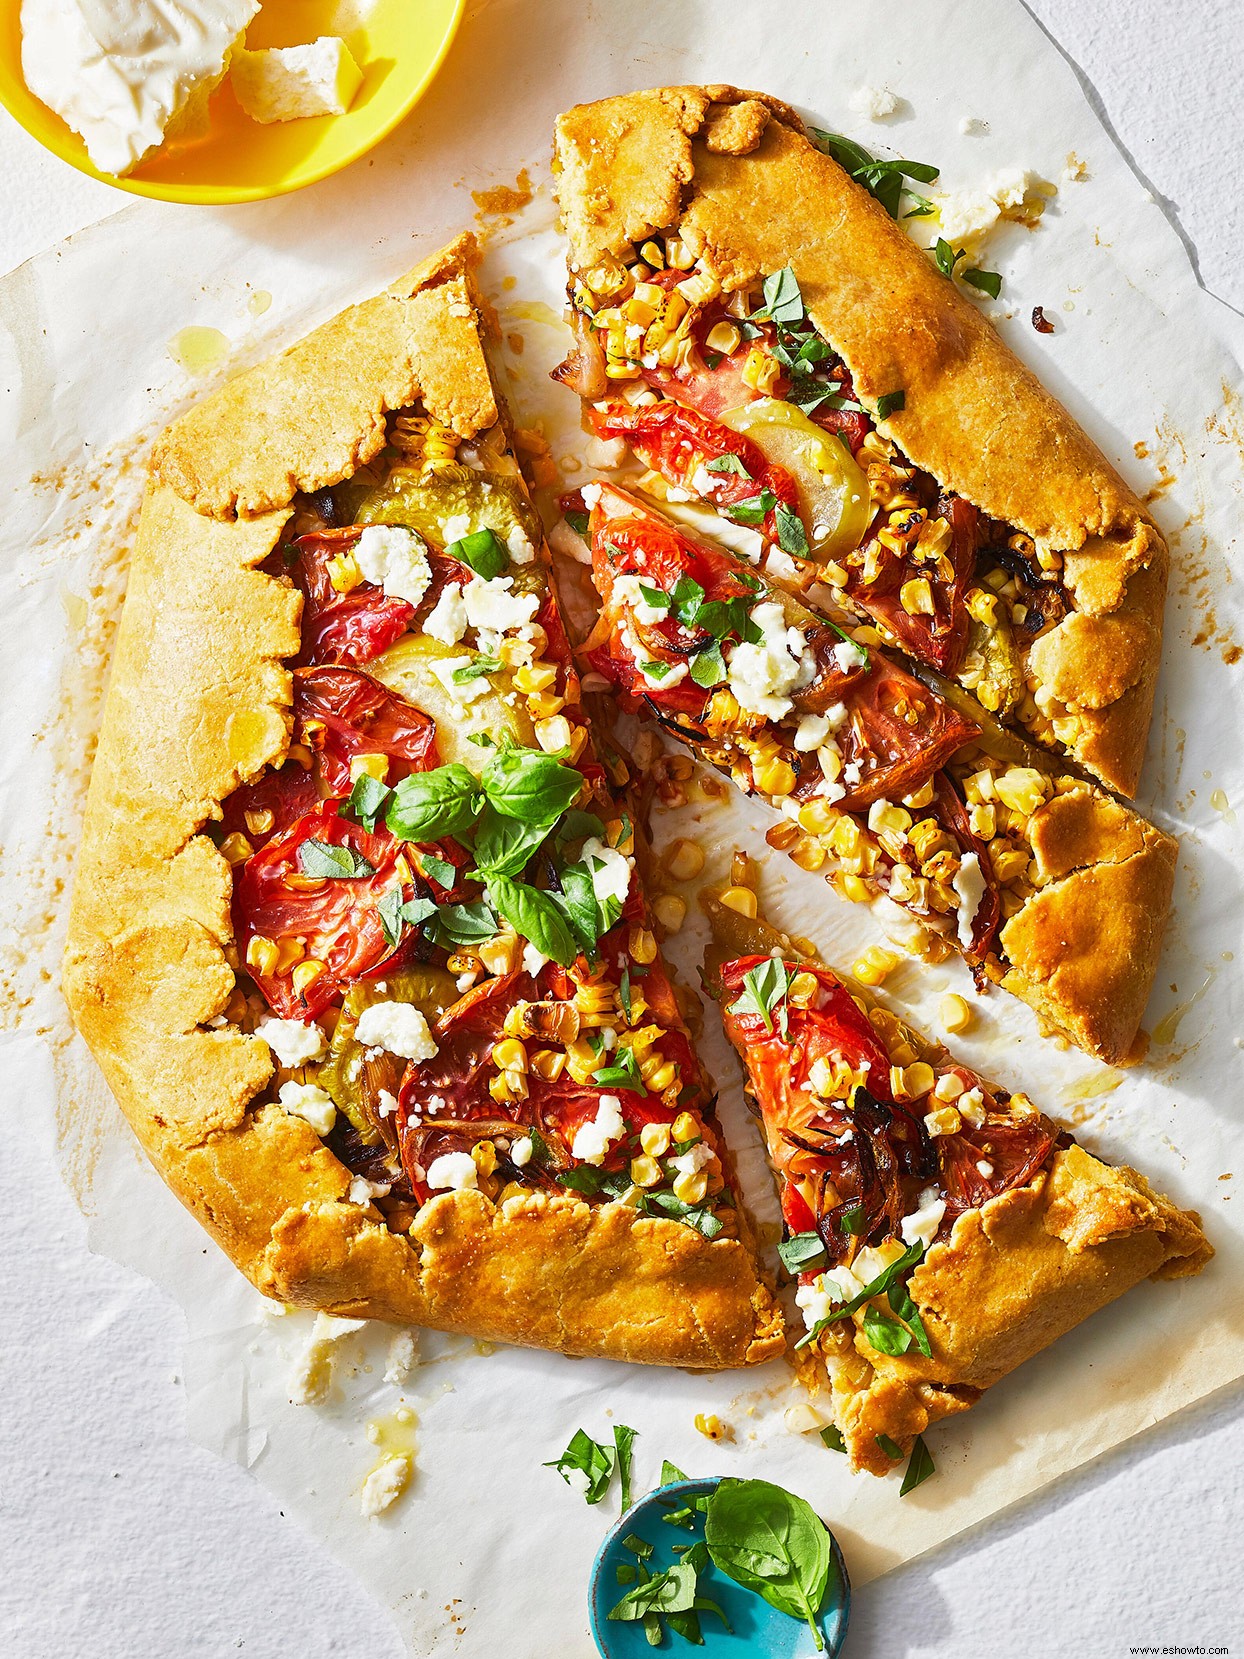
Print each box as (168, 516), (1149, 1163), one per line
(360, 1453), (412, 1517)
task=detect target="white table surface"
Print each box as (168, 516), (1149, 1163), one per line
(3, 4), (1241, 1656)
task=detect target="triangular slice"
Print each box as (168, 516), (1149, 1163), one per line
(698, 881), (1209, 1475)
(576, 480), (1173, 1065)
(552, 84), (1166, 799)
(64, 236), (782, 1370)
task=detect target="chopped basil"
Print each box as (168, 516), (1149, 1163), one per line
(819, 1425), (847, 1454)
(544, 1428), (616, 1504)
(624, 1533), (654, 1560)
(376, 885), (405, 948)
(796, 1240), (926, 1349)
(900, 1435), (936, 1496)
(646, 1191), (724, 1239)
(810, 129), (940, 220)
(661, 1459), (688, 1484)
(774, 501), (810, 558)
(640, 658), (680, 682)
(614, 1423), (638, 1512)
(616, 1563), (636, 1586)
(608, 1559), (699, 1623)
(555, 809), (607, 845)
(594, 1045), (647, 1095)
(903, 193), (936, 219)
(564, 508), (590, 537)
(875, 389), (906, 421)
(875, 1434), (905, 1462)
(786, 376), (834, 414)
(451, 655), (501, 684)
(637, 581), (671, 613)
(705, 453), (751, 478)
(671, 574), (707, 627)
(296, 838), (376, 880)
(861, 1306), (917, 1355)
(432, 898), (499, 946)
(342, 773), (392, 833)
(934, 237), (962, 280)
(467, 732), (495, 748)
(420, 853), (457, 889)
(729, 489), (778, 525)
(887, 1275), (933, 1358)
(550, 861), (602, 955)
(727, 958), (791, 1036)
(754, 264), (805, 327)
(618, 966), (634, 1023)
(777, 1231), (827, 1273)
(445, 526), (507, 579)
(838, 1203), (866, 1235)
(963, 266), (1002, 299)
(934, 238), (1002, 298)
(485, 874), (579, 967)
(689, 641), (727, 689)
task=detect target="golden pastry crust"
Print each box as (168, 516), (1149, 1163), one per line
(814, 1145), (1209, 1475)
(553, 86), (1166, 797)
(64, 237), (784, 1371)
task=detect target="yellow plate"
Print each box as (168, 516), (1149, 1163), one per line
(0, 0), (464, 204)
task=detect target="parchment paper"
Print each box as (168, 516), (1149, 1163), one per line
(2, 1), (1242, 1653)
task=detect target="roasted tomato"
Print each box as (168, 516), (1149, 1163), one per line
(827, 655), (981, 811)
(808, 363), (872, 456)
(938, 1107), (1062, 1217)
(289, 530), (417, 668)
(847, 493), (978, 675)
(294, 665), (440, 796)
(642, 298), (786, 416)
(219, 762), (319, 854)
(233, 803), (409, 1020)
(930, 772), (1001, 967)
(588, 400), (798, 541)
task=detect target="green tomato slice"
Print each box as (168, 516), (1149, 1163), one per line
(720, 397), (871, 562)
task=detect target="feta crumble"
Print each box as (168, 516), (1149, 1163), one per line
(256, 1014), (327, 1069)
(510, 1136), (534, 1168)
(423, 582), (468, 646)
(952, 853), (986, 948)
(354, 1002), (439, 1062)
(901, 1189), (947, 1249)
(580, 836), (634, 909)
(849, 84), (900, 121)
(360, 1453), (412, 1518)
(727, 601), (815, 722)
(278, 1081), (336, 1137)
(384, 1331), (419, 1385)
(288, 1312), (366, 1404)
(425, 1151), (479, 1192)
(462, 573), (540, 637)
(571, 1094), (627, 1166)
(231, 36), (362, 125)
(354, 525), (432, 608)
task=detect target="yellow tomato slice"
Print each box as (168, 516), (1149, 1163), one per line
(720, 397), (871, 561)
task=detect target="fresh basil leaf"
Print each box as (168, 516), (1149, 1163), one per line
(451, 655), (501, 684)
(565, 508), (590, 537)
(727, 958), (790, 1035)
(704, 1477), (832, 1650)
(705, 453), (750, 478)
(297, 839), (376, 880)
(900, 1435), (936, 1496)
(638, 581), (671, 612)
(552, 861), (602, 954)
(486, 875), (579, 967)
(556, 809), (607, 845)
(774, 501), (810, 558)
(387, 764), (482, 842)
(640, 658), (681, 682)
(786, 376), (833, 413)
(729, 489), (777, 525)
(808, 129), (875, 174)
(661, 1459), (689, 1484)
(614, 1424), (638, 1512)
(875, 389), (906, 421)
(558, 1165), (608, 1196)
(624, 1533), (653, 1561)
(777, 1232), (827, 1273)
(399, 895), (438, 927)
(757, 265), (805, 327)
(432, 898), (498, 946)
(819, 1425), (847, 1454)
(467, 732), (495, 748)
(482, 746), (582, 826)
(544, 1428), (615, 1504)
(691, 1595), (731, 1632)
(342, 773), (392, 832)
(963, 266), (1002, 298)
(616, 1563), (636, 1586)
(689, 641), (727, 689)
(666, 1608), (704, 1644)
(420, 854), (457, 889)
(809, 131), (940, 220)
(593, 1045), (646, 1095)
(671, 574), (706, 628)
(934, 238), (963, 280)
(796, 1240), (927, 1349)
(903, 193), (936, 219)
(376, 885), (405, 949)
(446, 526), (507, 578)
(887, 1277), (933, 1358)
(861, 1306), (915, 1355)
(838, 1204), (866, 1235)
(875, 1434), (905, 1462)
(619, 967), (634, 1024)
(643, 1610), (661, 1647)
(471, 804), (549, 879)
(647, 1192), (723, 1239)
(608, 1559), (698, 1622)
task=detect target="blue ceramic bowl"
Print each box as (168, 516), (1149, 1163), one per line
(589, 1477), (851, 1657)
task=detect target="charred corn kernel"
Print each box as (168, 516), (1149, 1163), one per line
(900, 577), (936, 616)
(630, 1154), (663, 1188)
(664, 838), (706, 882)
(491, 1038), (528, 1074)
(1036, 543), (1062, 573)
(968, 768), (997, 803)
(671, 1112), (700, 1144)
(766, 820), (801, 853)
(664, 236), (696, 270)
(796, 798), (838, 837)
(966, 587), (999, 626)
(923, 1105), (962, 1137)
(984, 566), (1009, 592)
(790, 836), (828, 873)
(673, 1169), (709, 1205)
(515, 661), (558, 694)
(933, 1069), (966, 1101)
(729, 850), (757, 888)
(906, 1062), (937, 1098)
(867, 801), (912, 839)
(838, 872), (873, 904)
(534, 714), (573, 753)
(853, 946), (900, 986)
(479, 932), (521, 976)
(968, 803), (997, 839)
(606, 357), (641, 380)
(741, 345), (780, 394)
(243, 807), (275, 837)
(564, 1037), (599, 1085)
(497, 1181), (527, 1204)
(245, 936), (279, 977)
(628, 926), (658, 965)
(787, 971), (820, 1007)
(906, 818), (946, 862)
(640, 1121), (672, 1158)
(275, 936), (306, 973)
(585, 260), (629, 298)
(940, 993), (973, 1034)
(472, 1140), (498, 1177)
(694, 1412), (730, 1441)
(653, 894), (687, 934)
(704, 319), (742, 356)
(219, 832), (253, 865)
(349, 752), (389, 785)
(446, 950), (480, 975)
(718, 885), (758, 920)
(327, 550), (363, 593)
(639, 239), (665, 268)
(994, 766), (1049, 816)
(527, 689), (565, 720)
(488, 1071), (518, 1105)
(755, 755), (797, 798)
(676, 267), (722, 305)
(291, 960), (326, 996)
(530, 1048), (567, 1082)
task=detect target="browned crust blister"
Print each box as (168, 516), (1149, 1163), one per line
(552, 86), (1167, 800)
(810, 1145), (1209, 1475)
(63, 234), (783, 1370)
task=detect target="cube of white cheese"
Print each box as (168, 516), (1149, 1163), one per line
(232, 37), (362, 125)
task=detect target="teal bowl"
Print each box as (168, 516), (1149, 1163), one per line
(588, 1477), (851, 1657)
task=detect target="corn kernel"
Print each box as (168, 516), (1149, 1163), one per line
(718, 885), (758, 919)
(741, 346), (780, 394)
(628, 926), (658, 965)
(755, 755), (797, 798)
(527, 690), (566, 720)
(867, 801), (912, 840)
(243, 808), (275, 838)
(349, 752), (389, 785)
(787, 971), (820, 1007)
(627, 1154), (661, 1188)
(694, 1413), (731, 1442)
(797, 798), (839, 836)
(676, 268), (722, 305)
(933, 1070), (966, 1102)
(478, 931), (520, 976)
(492, 1037), (528, 1073)
(673, 1169), (709, 1205)
(327, 550), (363, 593)
(219, 832), (253, 866)
(837, 873), (873, 904)
(535, 715), (573, 754)
(638, 239), (665, 268)
(640, 1122), (672, 1158)
(515, 661), (558, 694)
(704, 319), (741, 356)
(664, 838), (706, 882)
(530, 1048), (567, 1082)
(291, 959), (326, 996)
(994, 766), (1049, 817)
(664, 237), (696, 270)
(246, 935), (279, 977)
(923, 1105), (962, 1137)
(472, 1140), (498, 1177)
(648, 1059), (680, 1093)
(653, 894), (687, 934)
(966, 587), (999, 627)
(900, 577), (936, 616)
(941, 993), (973, 1034)
(274, 936), (306, 973)
(967, 802), (997, 839)
(853, 946), (899, 986)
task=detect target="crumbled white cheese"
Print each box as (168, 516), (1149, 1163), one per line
(794, 713), (830, 752)
(580, 483), (602, 509)
(976, 1159), (995, 1178)
(462, 573), (540, 637)
(670, 1141), (714, 1178)
(425, 1151), (478, 1192)
(522, 941), (550, 978)
(376, 1089), (398, 1119)
(901, 1191), (947, 1249)
(849, 84), (900, 121)
(383, 1330), (419, 1385)
(21, 0), (260, 178)
(354, 525), (432, 608)
(727, 601), (815, 721)
(580, 836), (634, 910)
(278, 1080), (337, 1137)
(823, 701), (849, 732)
(571, 1094), (627, 1165)
(510, 1136), (534, 1168)
(585, 435), (628, 469)
(256, 1014), (327, 1069)
(563, 1466), (592, 1496)
(440, 513), (472, 545)
(429, 654), (493, 703)
(832, 639), (869, 673)
(612, 572), (670, 627)
(506, 525), (536, 566)
(952, 852), (986, 948)
(935, 168), (1055, 253)
(423, 582), (468, 646)
(347, 1175), (390, 1206)
(354, 1001), (439, 1062)
(549, 519), (591, 565)
(794, 1277), (837, 1331)
(231, 36), (362, 124)
(689, 463), (717, 496)
(288, 1312), (366, 1404)
(360, 1453), (412, 1518)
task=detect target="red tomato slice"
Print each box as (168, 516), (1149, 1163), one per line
(233, 803), (407, 1019)
(295, 666), (440, 796)
(929, 772), (1001, 966)
(846, 494), (978, 675)
(219, 763), (320, 854)
(290, 531), (417, 668)
(589, 400), (797, 541)
(828, 656), (980, 811)
(643, 302), (786, 416)
(938, 1113), (1060, 1217)
(808, 363), (872, 456)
